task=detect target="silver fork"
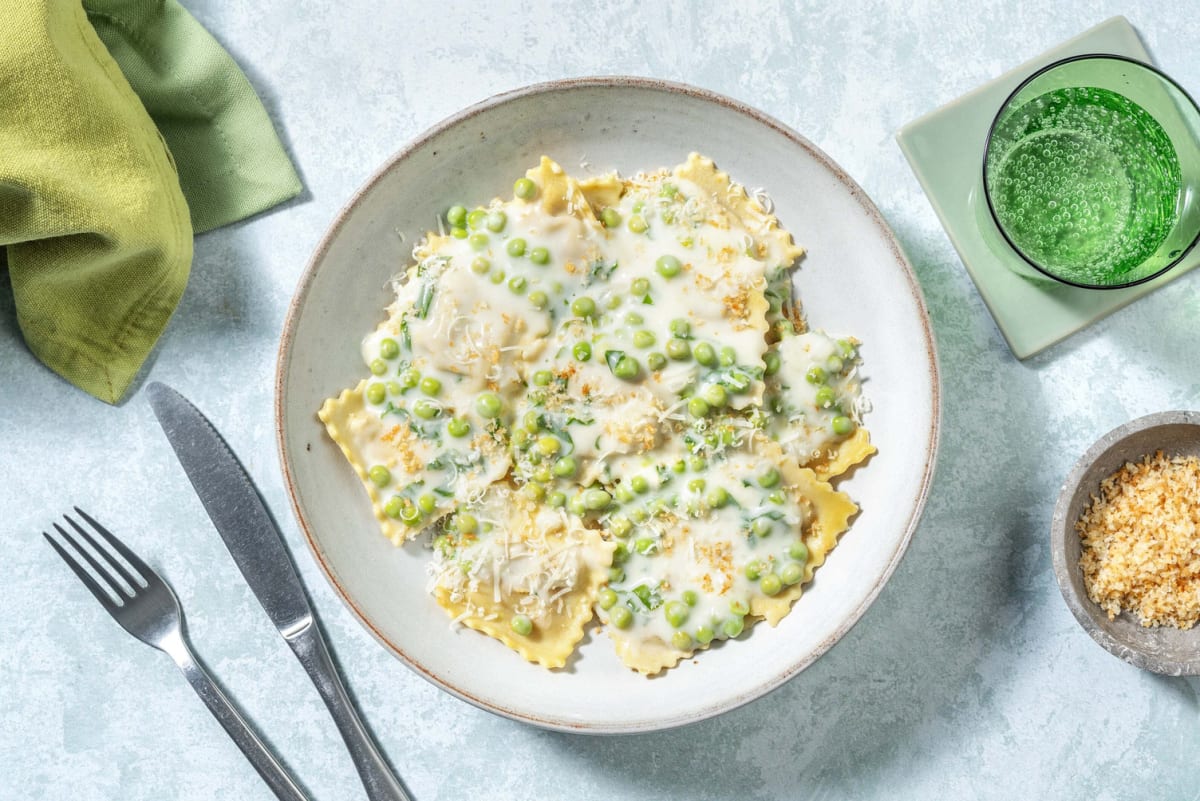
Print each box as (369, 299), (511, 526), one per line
(43, 509), (311, 801)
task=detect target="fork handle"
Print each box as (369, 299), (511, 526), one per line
(288, 625), (412, 801)
(167, 638), (310, 801)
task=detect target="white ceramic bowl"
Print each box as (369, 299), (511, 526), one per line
(276, 77), (940, 733)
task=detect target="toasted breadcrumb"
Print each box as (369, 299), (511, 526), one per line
(1076, 451), (1200, 629)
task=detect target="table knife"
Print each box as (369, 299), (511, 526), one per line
(147, 382), (412, 801)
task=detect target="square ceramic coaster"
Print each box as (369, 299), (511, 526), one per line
(896, 16), (1199, 359)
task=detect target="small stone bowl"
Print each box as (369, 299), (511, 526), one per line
(1051, 410), (1200, 675)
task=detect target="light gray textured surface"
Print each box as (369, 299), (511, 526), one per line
(3, 2), (1200, 799)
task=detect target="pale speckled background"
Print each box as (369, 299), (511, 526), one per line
(4, 2), (1200, 799)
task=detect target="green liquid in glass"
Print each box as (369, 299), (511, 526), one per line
(987, 86), (1182, 283)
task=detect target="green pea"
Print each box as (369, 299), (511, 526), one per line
(506, 237), (526, 257)
(537, 436), (561, 456)
(417, 493), (437, 514)
(706, 487), (730, 509)
(656, 254), (682, 278)
(366, 383), (386, 405)
(632, 330), (656, 349)
(383, 497), (403, 519)
(528, 290), (549, 309)
(514, 177), (537, 200)
(613, 356), (640, 380)
(379, 338), (400, 360)
(669, 318), (690, 338)
(781, 562), (804, 586)
(552, 456), (577, 478)
(689, 455), (707, 472)
(687, 477), (706, 493)
(624, 311), (645, 326)
(837, 338), (858, 359)
(630, 475), (650, 494)
(419, 376), (441, 396)
(510, 615), (533, 636)
(413, 399), (439, 419)
(745, 560), (763, 580)
(547, 491), (567, 508)
(630, 507), (649, 523)
(827, 354), (844, 374)
(569, 495), (587, 516)
(610, 605), (633, 629)
(386, 381), (403, 395)
(634, 537), (654, 554)
(455, 513), (478, 534)
(486, 210), (507, 232)
(806, 366), (827, 384)
(719, 346), (737, 367)
(469, 232), (489, 250)
(612, 543), (630, 564)
(694, 342), (717, 367)
(369, 359), (387, 376)
(573, 341), (592, 362)
(521, 410), (540, 432)
(447, 205), (467, 227)
(529, 247), (550, 265)
(682, 589), (699, 606)
(757, 468), (780, 489)
(696, 625), (715, 645)
(508, 275), (527, 294)
(584, 488), (612, 510)
(688, 397), (710, 418)
(571, 296), (596, 318)
(751, 518), (773, 538)
(767, 490), (785, 505)
(467, 209), (486, 229)
(764, 350), (781, 376)
(447, 417), (470, 437)
(533, 465), (553, 483)
(450, 226), (468, 239)
(647, 352), (667, 371)
(760, 573), (783, 596)
(723, 617), (744, 638)
(671, 631), (692, 650)
(489, 269), (506, 284)
(789, 541), (809, 562)
(664, 601), (689, 628)
(523, 483), (545, 502)
(628, 215), (647, 234)
(832, 416), (856, 435)
(608, 516), (632, 538)
(702, 384), (728, 408)
(631, 277), (650, 296)
(666, 338), (691, 361)
(730, 599), (750, 617)
(598, 588), (618, 610)
(601, 207), (622, 228)
(614, 485), (635, 504)
(532, 369), (553, 386)
(471, 257), (491, 275)
(475, 392), (502, 418)
(815, 386), (837, 409)
(399, 368), (420, 389)
(368, 465), (391, 487)
(672, 459), (687, 474)
(606, 294), (622, 310)
(608, 565), (626, 584)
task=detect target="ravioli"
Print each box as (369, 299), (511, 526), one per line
(320, 155), (875, 673)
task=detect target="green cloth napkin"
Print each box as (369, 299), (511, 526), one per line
(0, 0), (301, 404)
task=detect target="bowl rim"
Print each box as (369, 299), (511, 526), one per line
(274, 75), (943, 732)
(1050, 409), (1200, 675)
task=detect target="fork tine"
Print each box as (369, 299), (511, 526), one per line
(65, 512), (143, 590)
(52, 522), (132, 602)
(73, 507), (154, 583)
(43, 530), (121, 610)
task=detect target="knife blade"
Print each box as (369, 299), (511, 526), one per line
(147, 381), (411, 801)
(146, 382), (314, 638)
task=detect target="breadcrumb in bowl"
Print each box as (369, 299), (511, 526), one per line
(1051, 411), (1200, 676)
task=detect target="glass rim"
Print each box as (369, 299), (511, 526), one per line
(981, 52), (1200, 290)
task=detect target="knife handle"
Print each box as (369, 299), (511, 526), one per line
(165, 637), (310, 801)
(288, 625), (412, 801)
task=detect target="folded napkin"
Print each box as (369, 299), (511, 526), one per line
(0, 0), (301, 403)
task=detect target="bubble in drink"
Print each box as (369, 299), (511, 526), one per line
(986, 87), (1182, 283)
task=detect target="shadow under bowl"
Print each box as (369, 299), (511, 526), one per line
(1051, 410), (1200, 675)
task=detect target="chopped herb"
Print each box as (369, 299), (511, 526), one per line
(415, 281), (436, 319)
(630, 583), (663, 611)
(585, 259), (619, 285)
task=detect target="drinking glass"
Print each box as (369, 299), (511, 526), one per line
(982, 54), (1200, 289)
